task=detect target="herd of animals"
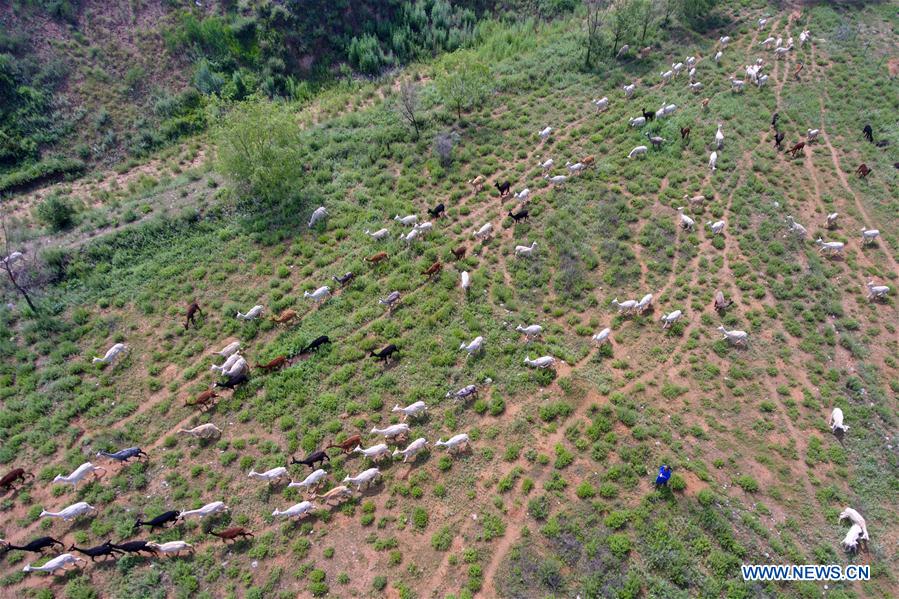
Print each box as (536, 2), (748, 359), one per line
(0, 11), (889, 581)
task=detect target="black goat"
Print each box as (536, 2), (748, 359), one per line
(863, 124), (873, 143)
(494, 181), (511, 196)
(642, 108), (655, 122)
(110, 540), (158, 556)
(332, 272), (355, 286)
(96, 447), (148, 463)
(508, 209), (529, 222)
(68, 541), (122, 562)
(774, 131), (785, 150)
(300, 335), (331, 354)
(370, 344), (398, 362)
(214, 372), (248, 390)
(771, 112), (779, 128)
(133, 510), (180, 531)
(427, 203), (445, 218)
(0, 537), (64, 554)
(291, 450), (330, 470)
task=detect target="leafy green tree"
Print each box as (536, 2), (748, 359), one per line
(608, 0), (638, 57)
(436, 53), (491, 121)
(679, 0), (718, 29)
(215, 98), (306, 207)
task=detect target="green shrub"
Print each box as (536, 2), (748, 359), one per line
(36, 195), (76, 231)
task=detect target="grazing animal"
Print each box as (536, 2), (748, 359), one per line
(866, 281), (890, 301)
(628, 145), (648, 159)
(473, 223), (494, 240)
(394, 214), (418, 226)
(565, 161), (586, 175)
(0, 537), (64, 554)
(307, 206), (328, 228)
(342, 468), (381, 491)
(460, 271), (471, 292)
(183, 302), (202, 330)
(177, 423), (222, 440)
(683, 194), (705, 209)
(717, 326), (748, 345)
(22, 553), (86, 573)
(515, 241), (538, 257)
(248, 467), (289, 483)
(316, 485), (355, 506)
(509, 209), (530, 224)
(815, 238), (844, 256)
(210, 527), (254, 544)
(729, 77), (745, 92)
(300, 335), (331, 354)
(178, 501), (228, 520)
(592, 97), (609, 111)
(629, 116), (646, 128)
(427, 203), (446, 218)
(92, 343), (127, 365)
(713, 291), (733, 314)
(592, 328), (611, 345)
(774, 131), (785, 150)
(714, 50), (723, 63)
(288, 469), (328, 492)
(468, 175), (486, 190)
(365, 228), (390, 240)
(611, 298), (638, 314)
(446, 384), (478, 400)
(677, 207), (695, 231)
(516, 324), (542, 340)
(784, 216), (807, 238)
(353, 444), (392, 462)
(422, 261), (442, 279)
(271, 309), (297, 324)
(186, 389), (218, 411)
(715, 124), (724, 149)
(213, 341), (241, 359)
(538, 158), (555, 171)
(434, 434), (470, 454)
(756, 74), (768, 88)
(807, 128), (820, 143)
(451, 246), (467, 260)
(660, 309), (683, 329)
(706, 220), (725, 235)
(623, 83), (636, 98)
(545, 173), (569, 185)
(642, 108), (655, 122)
(0, 468), (34, 492)
(646, 132), (666, 148)
(236, 305), (263, 320)
(581, 155), (595, 166)
(68, 541), (122, 563)
(680, 126), (691, 141)
(39, 501), (97, 521)
(701, 97), (710, 111)
(459, 336), (485, 356)
(394, 438), (429, 463)
(214, 371), (248, 390)
(304, 286), (331, 303)
(96, 447), (148, 463)
(719, 36), (730, 47)
(523, 355), (557, 369)
(616, 44), (629, 58)
(413, 222), (433, 236)
(829, 407), (849, 434)
(370, 424), (410, 440)
(366, 251), (389, 264)
(291, 450), (330, 470)
(370, 344), (399, 362)
(145, 541), (194, 556)
(758, 17), (768, 29)
(538, 126), (553, 140)
(272, 501), (315, 520)
(689, 81), (704, 92)
(53, 463), (106, 488)
(842, 524), (864, 553)
(333, 271), (355, 287)
(855, 163), (871, 179)
(513, 188), (531, 202)
(771, 112), (779, 128)
(863, 124), (873, 143)
(709, 151), (718, 171)
(109, 540), (158, 556)
(220, 355), (248, 378)
(860, 228), (879, 245)
(494, 181), (511, 196)
(660, 70), (673, 84)
(774, 45), (793, 59)
(212, 353), (242, 375)
(133, 510), (180, 531)
(391, 401), (427, 421)
(759, 36), (775, 49)
(787, 141), (805, 158)
(839, 508), (869, 541)
(326, 435), (362, 454)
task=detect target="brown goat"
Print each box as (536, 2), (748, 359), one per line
(422, 261), (442, 279)
(366, 252), (389, 264)
(855, 163), (871, 179)
(581, 155), (595, 166)
(184, 302), (202, 330)
(271, 309), (297, 324)
(256, 356), (287, 373)
(451, 246), (466, 260)
(326, 434), (362, 454)
(701, 98), (710, 111)
(186, 389), (218, 411)
(0, 468), (34, 492)
(787, 142), (805, 157)
(680, 126), (691, 141)
(210, 527), (254, 544)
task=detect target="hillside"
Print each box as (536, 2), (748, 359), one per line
(1, 1), (898, 598)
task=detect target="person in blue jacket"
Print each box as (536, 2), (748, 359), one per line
(654, 465), (672, 488)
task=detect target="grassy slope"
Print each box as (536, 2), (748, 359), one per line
(1, 3), (897, 598)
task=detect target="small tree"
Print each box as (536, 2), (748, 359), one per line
(0, 214), (46, 314)
(436, 54), (491, 122)
(396, 81), (424, 138)
(635, 0), (656, 44)
(584, 1), (609, 68)
(608, 0), (638, 58)
(433, 131), (459, 167)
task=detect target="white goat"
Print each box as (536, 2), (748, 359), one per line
(434, 434), (470, 454)
(342, 467), (381, 491)
(353, 444), (391, 461)
(211, 352), (241, 374)
(799, 30), (811, 47)
(413, 221), (433, 235)
(236, 305), (263, 320)
(460, 336), (485, 355)
(686, 56), (696, 68)
(248, 467), (289, 483)
(759, 36), (775, 49)
(370, 423), (410, 440)
(866, 281), (890, 301)
(714, 51), (723, 63)
(515, 241), (538, 257)
(399, 228), (420, 244)
(758, 17), (768, 29)
(379, 291), (401, 308)
(774, 45), (793, 59)
(661, 309), (682, 329)
(715, 124), (724, 149)
(617, 45), (630, 58)
(53, 463), (106, 488)
(839, 508), (869, 540)
(40, 502), (96, 521)
(566, 161), (586, 175)
(611, 298), (638, 314)
(514, 188), (531, 201)
(92, 343), (127, 364)
(177, 423), (222, 440)
(841, 523), (864, 553)
(545, 174), (568, 185)
(709, 151), (718, 172)
(308, 206), (327, 228)
(756, 74), (769, 88)
(860, 228), (879, 244)
(806, 128), (819, 143)
(23, 553), (86, 573)
(729, 77), (745, 92)
(660, 70), (673, 84)
(288, 469), (328, 492)
(214, 341), (241, 358)
(717, 326), (748, 345)
(689, 81), (704, 93)
(179, 501), (227, 519)
(516, 324), (543, 340)
(365, 228), (390, 240)
(446, 384), (478, 400)
(460, 271), (471, 292)
(538, 158), (554, 171)
(825, 212), (839, 228)
(393, 438), (428, 463)
(706, 220), (725, 235)
(785, 216), (807, 238)
(636, 293), (654, 313)
(391, 400), (427, 421)
(272, 501), (315, 520)
(829, 407), (849, 433)
(394, 214), (418, 226)
(592, 97), (609, 111)
(473, 223), (494, 240)
(672, 62), (684, 76)
(538, 126), (553, 140)
(146, 541), (194, 556)
(628, 145), (648, 159)
(629, 116), (646, 128)
(592, 328), (611, 345)
(815, 238), (844, 256)
(221, 356), (248, 379)
(623, 83), (636, 98)
(304, 286), (331, 303)
(523, 355), (556, 369)
(678, 207), (695, 231)
(719, 36), (731, 47)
